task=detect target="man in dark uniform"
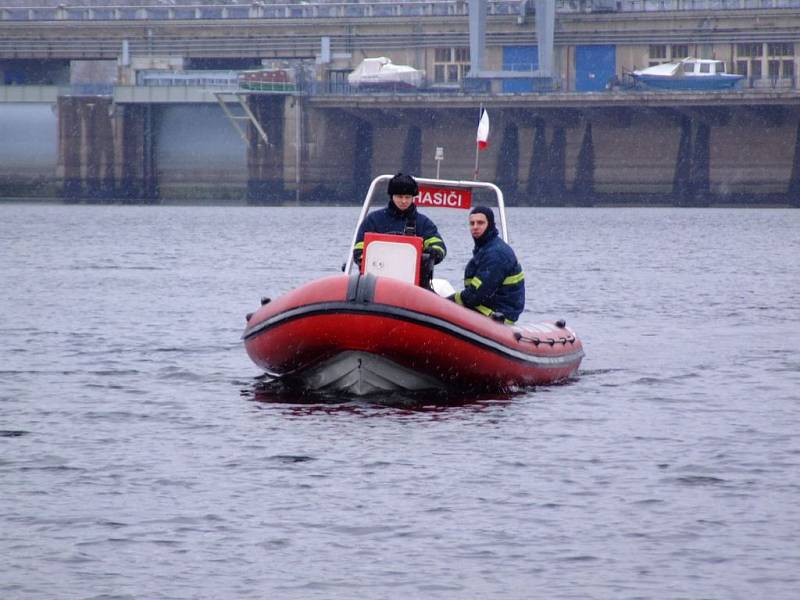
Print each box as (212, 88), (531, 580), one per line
(452, 206), (525, 323)
(353, 173), (447, 286)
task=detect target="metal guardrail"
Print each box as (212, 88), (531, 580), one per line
(2, 0), (800, 22)
(0, 1), (519, 21)
(134, 69), (564, 95)
(69, 83), (115, 94)
(3, 82), (800, 105)
(132, 71), (453, 95)
(137, 69), (239, 87)
(6, 28), (798, 61)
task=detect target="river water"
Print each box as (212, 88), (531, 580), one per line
(2, 204), (799, 599)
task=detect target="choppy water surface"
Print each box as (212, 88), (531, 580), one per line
(2, 204), (799, 599)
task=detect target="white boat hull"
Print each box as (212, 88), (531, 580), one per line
(299, 351), (446, 396)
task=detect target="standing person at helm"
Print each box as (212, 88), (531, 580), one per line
(353, 173), (447, 286)
(451, 206), (525, 324)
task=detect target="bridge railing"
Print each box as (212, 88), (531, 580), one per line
(3, 0), (800, 21)
(0, 1), (520, 21)
(137, 69), (240, 88)
(129, 69), (564, 95)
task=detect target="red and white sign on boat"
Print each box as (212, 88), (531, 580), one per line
(414, 185), (472, 209)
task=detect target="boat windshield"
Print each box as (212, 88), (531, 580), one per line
(344, 175), (509, 274)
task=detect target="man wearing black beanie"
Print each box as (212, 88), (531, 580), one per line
(451, 206), (525, 323)
(353, 173), (447, 288)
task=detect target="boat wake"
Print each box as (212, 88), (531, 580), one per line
(244, 376), (519, 411)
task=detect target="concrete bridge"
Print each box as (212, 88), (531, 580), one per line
(2, 0), (800, 204)
(3, 82), (799, 205)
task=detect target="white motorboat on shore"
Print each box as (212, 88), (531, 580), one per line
(347, 57), (424, 90)
(630, 58), (744, 91)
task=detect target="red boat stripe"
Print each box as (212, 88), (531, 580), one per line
(243, 302), (584, 368)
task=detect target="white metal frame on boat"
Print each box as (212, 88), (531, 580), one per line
(344, 174), (509, 274)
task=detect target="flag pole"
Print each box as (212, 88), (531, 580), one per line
(473, 104), (482, 180)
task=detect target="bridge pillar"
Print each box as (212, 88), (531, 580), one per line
(788, 120), (800, 207)
(57, 96), (115, 202)
(401, 125), (422, 176)
(692, 121), (711, 206)
(526, 117), (548, 205)
(546, 126), (567, 205)
(115, 104), (158, 203)
(353, 119), (373, 201)
(573, 121), (595, 206)
(58, 97), (82, 200)
(495, 123), (520, 203)
(673, 117), (711, 206)
(673, 117), (693, 206)
(247, 95), (285, 205)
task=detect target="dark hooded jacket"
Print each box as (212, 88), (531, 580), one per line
(353, 200), (446, 265)
(455, 210), (525, 323)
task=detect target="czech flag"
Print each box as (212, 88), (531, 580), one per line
(476, 108), (490, 150)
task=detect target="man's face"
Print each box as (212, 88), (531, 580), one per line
(469, 213), (489, 239)
(391, 194), (415, 211)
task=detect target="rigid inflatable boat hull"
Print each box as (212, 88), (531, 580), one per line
(243, 273), (584, 395)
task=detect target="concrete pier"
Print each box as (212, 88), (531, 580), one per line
(4, 86), (800, 205)
(247, 95), (286, 204)
(58, 96), (115, 201)
(3, 1), (800, 204)
(117, 104), (158, 202)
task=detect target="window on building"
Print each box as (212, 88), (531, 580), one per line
(434, 48), (450, 63)
(433, 47), (470, 84)
(671, 45), (689, 59)
(768, 42), (794, 57)
(768, 60), (781, 78)
(648, 44), (689, 67)
(767, 42), (795, 81)
(767, 59), (794, 80)
(735, 43), (766, 79)
(648, 45), (666, 66)
(736, 60), (748, 76)
(737, 43), (763, 58)
(433, 48), (469, 84)
(327, 69), (351, 92)
(447, 64), (459, 81)
(736, 60), (748, 77)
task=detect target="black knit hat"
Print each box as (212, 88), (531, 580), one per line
(387, 173), (419, 197)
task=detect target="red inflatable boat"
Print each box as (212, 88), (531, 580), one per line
(243, 176), (584, 395)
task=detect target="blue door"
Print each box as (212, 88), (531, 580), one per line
(502, 46), (538, 93)
(575, 45), (616, 92)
